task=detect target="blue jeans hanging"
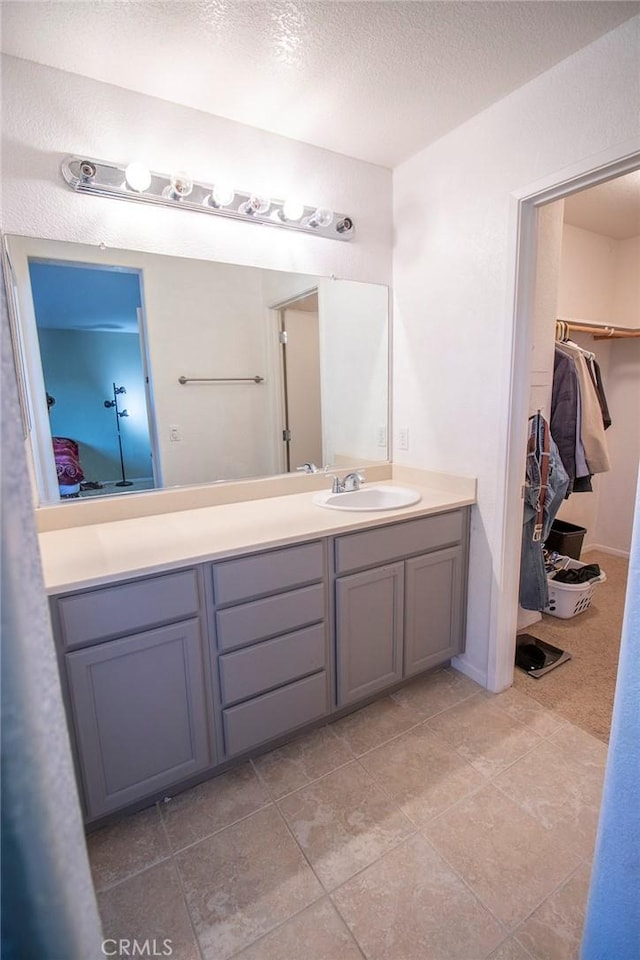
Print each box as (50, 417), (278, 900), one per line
(519, 414), (569, 610)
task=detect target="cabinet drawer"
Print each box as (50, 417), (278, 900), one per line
(219, 623), (326, 706)
(56, 569), (201, 650)
(335, 512), (463, 574)
(215, 583), (325, 652)
(213, 541), (324, 605)
(223, 671), (328, 757)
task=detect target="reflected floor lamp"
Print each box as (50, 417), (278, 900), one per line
(104, 382), (133, 486)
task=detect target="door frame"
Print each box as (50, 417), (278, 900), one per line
(267, 286), (320, 474)
(3, 237), (162, 502)
(488, 141), (640, 693)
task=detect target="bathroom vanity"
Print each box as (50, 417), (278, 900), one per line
(42, 473), (474, 824)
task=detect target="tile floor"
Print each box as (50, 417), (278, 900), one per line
(89, 667), (608, 960)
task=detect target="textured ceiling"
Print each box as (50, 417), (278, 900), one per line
(1, 1), (638, 167)
(564, 172), (640, 240)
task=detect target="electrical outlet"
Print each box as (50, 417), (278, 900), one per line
(376, 425), (387, 447)
(169, 425), (181, 442)
(398, 426), (409, 451)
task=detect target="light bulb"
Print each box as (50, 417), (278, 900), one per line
(305, 207), (333, 228)
(124, 161), (152, 192)
(238, 194), (270, 216)
(163, 171), (193, 200)
(211, 183), (235, 207)
(280, 198), (305, 222)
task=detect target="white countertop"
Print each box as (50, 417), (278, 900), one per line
(38, 468), (476, 595)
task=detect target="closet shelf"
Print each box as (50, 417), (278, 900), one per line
(555, 319), (640, 340)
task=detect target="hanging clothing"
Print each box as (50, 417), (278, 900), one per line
(588, 356), (612, 430)
(551, 340), (611, 492)
(557, 341), (610, 474)
(550, 348), (577, 483)
(519, 413), (570, 610)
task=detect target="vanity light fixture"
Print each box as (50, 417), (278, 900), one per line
(207, 183), (235, 208)
(163, 171), (194, 200)
(238, 193), (271, 216)
(279, 198), (305, 222)
(303, 207), (334, 229)
(124, 161), (152, 192)
(61, 156), (355, 240)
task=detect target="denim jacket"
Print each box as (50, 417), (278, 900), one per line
(519, 414), (570, 610)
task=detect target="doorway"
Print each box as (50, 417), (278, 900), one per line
(511, 172), (639, 740)
(490, 149), (640, 700)
(28, 259), (158, 499)
(276, 290), (323, 473)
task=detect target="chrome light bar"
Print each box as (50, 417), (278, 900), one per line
(60, 156), (355, 241)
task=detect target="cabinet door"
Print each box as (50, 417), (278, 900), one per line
(66, 620), (211, 819)
(336, 563), (404, 706)
(404, 546), (464, 677)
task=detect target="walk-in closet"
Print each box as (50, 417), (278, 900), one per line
(517, 171), (640, 742)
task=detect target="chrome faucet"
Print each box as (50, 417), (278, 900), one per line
(331, 471), (365, 493)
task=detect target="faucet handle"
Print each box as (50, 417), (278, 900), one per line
(330, 474), (344, 494)
(296, 462), (319, 474)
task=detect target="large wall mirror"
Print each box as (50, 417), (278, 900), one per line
(4, 235), (389, 505)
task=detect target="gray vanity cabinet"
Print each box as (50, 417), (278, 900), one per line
(334, 510), (468, 707)
(51, 568), (212, 821)
(49, 508), (469, 824)
(403, 545), (464, 676)
(211, 541), (330, 758)
(335, 563), (404, 705)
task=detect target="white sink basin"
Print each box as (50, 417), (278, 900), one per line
(312, 484), (421, 512)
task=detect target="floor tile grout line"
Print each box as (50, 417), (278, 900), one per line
(257, 755), (357, 803)
(417, 830), (519, 938)
(325, 827), (528, 960)
(419, 793), (587, 938)
(91, 848), (173, 895)
(326, 893), (372, 960)
(487, 729), (608, 791)
(492, 746), (600, 822)
(275, 783), (421, 897)
(422, 723), (543, 783)
(349, 749), (488, 832)
(326, 686), (487, 757)
(324, 829), (421, 897)
(270, 799), (331, 895)
(158, 811), (206, 960)
(160, 797), (275, 858)
(408, 777), (492, 830)
(486, 693), (567, 737)
(248, 754), (276, 798)
(226, 895), (369, 960)
(507, 858), (590, 943)
(222, 897), (323, 960)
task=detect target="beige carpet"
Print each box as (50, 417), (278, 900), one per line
(514, 549), (628, 743)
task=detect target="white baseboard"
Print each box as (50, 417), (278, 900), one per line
(450, 655), (488, 689)
(517, 607), (542, 631)
(583, 543), (630, 560)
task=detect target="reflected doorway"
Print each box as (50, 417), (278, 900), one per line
(278, 291), (323, 472)
(28, 259), (158, 499)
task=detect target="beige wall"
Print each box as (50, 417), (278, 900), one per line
(612, 235), (640, 328)
(555, 223), (640, 556)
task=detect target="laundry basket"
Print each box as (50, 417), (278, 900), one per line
(544, 557), (607, 619)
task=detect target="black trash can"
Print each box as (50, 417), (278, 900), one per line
(545, 520), (586, 560)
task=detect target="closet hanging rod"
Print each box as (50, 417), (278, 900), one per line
(555, 319), (640, 340)
(178, 375), (265, 385)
